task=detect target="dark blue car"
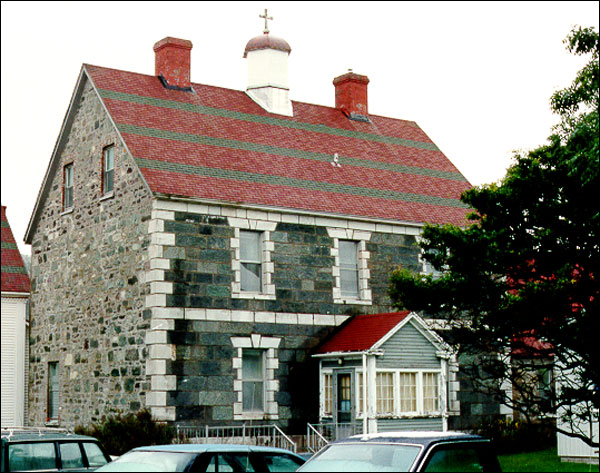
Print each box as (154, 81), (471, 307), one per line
(298, 431), (501, 472)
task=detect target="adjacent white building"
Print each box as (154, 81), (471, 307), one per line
(1, 205), (31, 426)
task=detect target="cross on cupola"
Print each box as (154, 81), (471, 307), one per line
(259, 8), (273, 34)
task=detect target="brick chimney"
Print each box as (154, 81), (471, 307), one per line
(333, 71), (370, 121)
(153, 37), (193, 90)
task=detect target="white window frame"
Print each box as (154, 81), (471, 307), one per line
(320, 369), (334, 418)
(354, 368), (442, 418)
(231, 335), (280, 420)
(327, 228), (372, 305)
(63, 163), (74, 210)
(229, 218), (276, 300)
(241, 348), (266, 413)
(102, 145), (115, 196)
(239, 230), (264, 293)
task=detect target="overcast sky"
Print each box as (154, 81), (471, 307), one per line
(2, 1), (598, 256)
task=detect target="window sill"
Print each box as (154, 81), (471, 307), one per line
(234, 412), (279, 421)
(45, 419), (60, 427)
(61, 208), (73, 216)
(99, 191), (114, 202)
(232, 292), (276, 300)
(333, 297), (372, 305)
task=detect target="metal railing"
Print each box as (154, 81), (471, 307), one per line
(306, 423), (329, 454)
(306, 422), (363, 452)
(175, 424), (297, 453)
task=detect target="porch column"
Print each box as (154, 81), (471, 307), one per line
(367, 354), (377, 434)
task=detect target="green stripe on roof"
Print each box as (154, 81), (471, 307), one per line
(1, 242), (19, 249)
(135, 157), (469, 209)
(1, 220), (9, 228)
(98, 88), (442, 152)
(117, 123), (466, 182)
(1, 266), (27, 274)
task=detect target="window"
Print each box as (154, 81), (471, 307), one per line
(82, 442), (109, 468)
(48, 362), (59, 421)
(376, 372), (395, 414)
(399, 372), (417, 413)
(339, 240), (359, 297)
(242, 349), (265, 412)
(357, 372), (364, 415)
(240, 231), (262, 292)
(351, 369), (443, 418)
(232, 335), (280, 420)
(59, 443), (85, 469)
(63, 164), (73, 209)
(328, 228), (372, 304)
(102, 146), (114, 194)
(8, 442), (57, 471)
(323, 373), (333, 416)
(423, 372), (440, 412)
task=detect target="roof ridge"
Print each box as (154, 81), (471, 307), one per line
(85, 64), (424, 129)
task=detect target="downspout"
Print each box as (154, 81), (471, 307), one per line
(362, 353), (368, 434)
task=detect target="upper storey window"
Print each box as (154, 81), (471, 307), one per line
(240, 230), (263, 293)
(339, 240), (360, 298)
(102, 146), (114, 195)
(63, 164), (73, 210)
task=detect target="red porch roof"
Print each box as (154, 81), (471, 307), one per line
(315, 311), (411, 354)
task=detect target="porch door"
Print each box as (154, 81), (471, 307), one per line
(333, 370), (354, 438)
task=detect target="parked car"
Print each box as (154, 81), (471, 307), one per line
(298, 431), (501, 472)
(95, 444), (306, 472)
(1, 427), (112, 472)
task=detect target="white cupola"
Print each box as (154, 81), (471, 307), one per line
(243, 14), (293, 117)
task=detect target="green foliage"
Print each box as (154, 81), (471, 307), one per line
(389, 26), (599, 446)
(474, 417), (555, 454)
(74, 409), (175, 455)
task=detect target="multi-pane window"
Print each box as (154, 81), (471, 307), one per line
(351, 370), (442, 417)
(339, 240), (359, 297)
(242, 349), (264, 412)
(399, 372), (418, 413)
(423, 372), (440, 412)
(47, 362), (59, 421)
(63, 164), (73, 209)
(376, 372), (395, 414)
(103, 146), (114, 194)
(357, 372), (364, 415)
(240, 231), (262, 292)
(323, 373), (333, 416)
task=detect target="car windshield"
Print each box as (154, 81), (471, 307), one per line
(96, 450), (197, 472)
(298, 443), (422, 472)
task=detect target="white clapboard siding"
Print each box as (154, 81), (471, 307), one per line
(1, 297), (27, 426)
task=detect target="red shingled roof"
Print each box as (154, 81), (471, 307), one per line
(84, 65), (471, 226)
(315, 311), (411, 354)
(1, 205), (30, 294)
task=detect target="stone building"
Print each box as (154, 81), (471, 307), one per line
(1, 205), (31, 426)
(24, 28), (478, 432)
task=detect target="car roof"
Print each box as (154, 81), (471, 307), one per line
(1, 429), (98, 443)
(130, 444), (303, 456)
(334, 431), (488, 448)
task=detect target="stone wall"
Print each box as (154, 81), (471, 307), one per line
(27, 77), (154, 427)
(144, 202), (425, 426)
(161, 211), (422, 315)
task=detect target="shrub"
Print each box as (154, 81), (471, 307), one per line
(75, 409), (175, 455)
(474, 417), (555, 454)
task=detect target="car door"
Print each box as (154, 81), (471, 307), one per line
(418, 441), (501, 472)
